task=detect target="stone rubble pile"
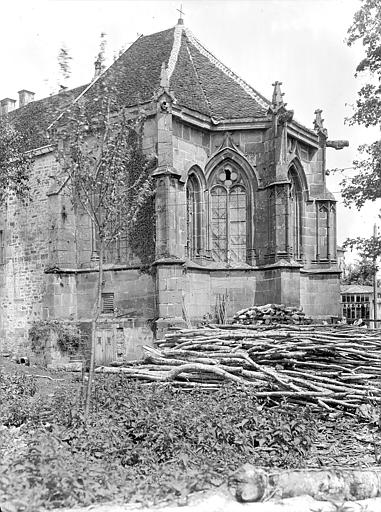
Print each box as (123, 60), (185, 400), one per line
(233, 304), (312, 325)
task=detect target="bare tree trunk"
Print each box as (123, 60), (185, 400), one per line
(85, 239), (104, 418)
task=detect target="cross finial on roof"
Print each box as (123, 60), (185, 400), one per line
(272, 81), (285, 110)
(177, 4), (185, 25)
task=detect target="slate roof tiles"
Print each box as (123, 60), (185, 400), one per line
(7, 22), (271, 150)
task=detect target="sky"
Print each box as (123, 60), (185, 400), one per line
(1, 0), (379, 261)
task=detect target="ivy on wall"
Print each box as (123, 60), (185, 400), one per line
(29, 320), (84, 355)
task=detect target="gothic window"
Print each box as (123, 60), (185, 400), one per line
(186, 173), (202, 258)
(316, 201), (336, 261)
(289, 169), (303, 259)
(210, 165), (248, 263)
(318, 203), (329, 260)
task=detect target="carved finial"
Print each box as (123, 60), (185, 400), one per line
(314, 109), (327, 136)
(272, 81), (285, 109)
(93, 57), (102, 80)
(160, 62), (169, 90)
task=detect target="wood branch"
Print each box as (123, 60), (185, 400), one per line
(97, 323), (381, 412)
(167, 363), (248, 385)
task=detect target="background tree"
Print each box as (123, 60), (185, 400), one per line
(340, 0), (381, 259)
(341, 256), (376, 286)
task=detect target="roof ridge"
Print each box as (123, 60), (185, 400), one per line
(184, 27), (270, 110)
(183, 36), (212, 117)
(167, 24), (183, 79)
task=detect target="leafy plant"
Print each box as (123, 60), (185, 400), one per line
(29, 319), (84, 355)
(1, 374), (372, 511)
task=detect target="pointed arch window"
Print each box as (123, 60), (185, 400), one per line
(186, 173), (202, 258)
(210, 164), (248, 263)
(289, 168), (303, 260)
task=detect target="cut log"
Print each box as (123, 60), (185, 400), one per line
(230, 463), (381, 502)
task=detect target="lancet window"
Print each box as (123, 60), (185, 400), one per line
(288, 168), (303, 260)
(210, 164), (248, 263)
(186, 172), (202, 258)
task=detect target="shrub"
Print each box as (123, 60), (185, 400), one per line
(0, 376), (322, 510)
(29, 320), (84, 355)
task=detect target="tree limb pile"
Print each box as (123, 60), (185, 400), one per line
(96, 324), (381, 412)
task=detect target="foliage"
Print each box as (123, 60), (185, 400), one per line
(341, 256), (377, 284)
(346, 0), (381, 128)
(341, 141), (381, 209)
(0, 373), (39, 427)
(0, 372), (37, 398)
(51, 47), (155, 415)
(0, 116), (32, 202)
(57, 47), (72, 84)
(0, 377), (322, 511)
(343, 235), (381, 262)
(340, 1), (381, 258)
(29, 319), (83, 355)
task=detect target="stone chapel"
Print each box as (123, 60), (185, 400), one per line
(0, 19), (347, 359)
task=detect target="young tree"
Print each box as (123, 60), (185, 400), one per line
(0, 116), (32, 202)
(341, 256), (376, 286)
(340, 0), (381, 258)
(53, 58), (154, 416)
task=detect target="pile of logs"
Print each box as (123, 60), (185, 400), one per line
(97, 324), (381, 412)
(233, 304), (312, 325)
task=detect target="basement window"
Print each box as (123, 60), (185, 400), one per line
(101, 293), (114, 314)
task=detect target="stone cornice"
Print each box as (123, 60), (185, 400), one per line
(301, 267), (341, 275)
(44, 264), (148, 274)
(184, 259), (303, 272)
(287, 121), (319, 149)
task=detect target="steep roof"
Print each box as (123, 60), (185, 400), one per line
(8, 85), (87, 151)
(7, 22), (271, 151)
(83, 22), (270, 120)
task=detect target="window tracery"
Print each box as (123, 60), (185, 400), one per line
(210, 163), (248, 263)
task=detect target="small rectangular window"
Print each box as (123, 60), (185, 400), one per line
(101, 293), (114, 314)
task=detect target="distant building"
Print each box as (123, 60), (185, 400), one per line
(340, 284), (381, 326)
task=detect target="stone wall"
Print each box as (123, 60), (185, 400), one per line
(0, 151), (56, 353)
(300, 270), (341, 319)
